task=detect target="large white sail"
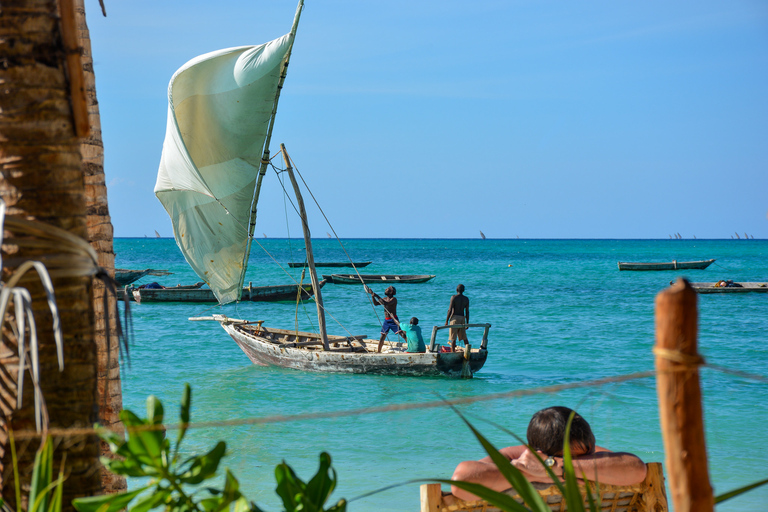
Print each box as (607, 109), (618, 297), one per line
(155, 35), (293, 304)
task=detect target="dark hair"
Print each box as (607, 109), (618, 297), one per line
(385, 286), (396, 296)
(456, 284), (465, 293)
(410, 317), (418, 325)
(526, 406), (595, 456)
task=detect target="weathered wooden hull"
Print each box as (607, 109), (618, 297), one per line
(288, 261), (372, 268)
(219, 321), (487, 376)
(132, 283), (319, 303)
(617, 259), (715, 271)
(689, 282), (768, 293)
(322, 274), (435, 284)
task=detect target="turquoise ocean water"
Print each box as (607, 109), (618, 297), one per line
(116, 238), (767, 511)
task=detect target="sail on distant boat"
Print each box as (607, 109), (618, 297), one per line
(735, 232), (741, 239)
(155, 230), (161, 238)
(479, 230), (486, 240)
(157, 0), (490, 376)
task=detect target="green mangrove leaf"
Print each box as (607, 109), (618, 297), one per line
(325, 499), (347, 512)
(304, 452), (337, 506)
(100, 457), (150, 478)
(126, 488), (169, 512)
(146, 395), (164, 425)
(72, 486), (150, 512)
(125, 424), (164, 466)
(274, 462), (304, 510)
(120, 409), (146, 428)
(233, 497), (257, 512)
(179, 441), (227, 485)
(95, 425), (126, 454)
(222, 469), (242, 497)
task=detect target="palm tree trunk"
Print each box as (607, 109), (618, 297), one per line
(0, 0), (102, 506)
(74, 0), (127, 494)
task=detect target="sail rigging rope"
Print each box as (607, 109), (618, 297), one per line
(266, 155), (399, 348)
(248, 236), (359, 341)
(275, 167), (316, 332)
(280, 152), (399, 341)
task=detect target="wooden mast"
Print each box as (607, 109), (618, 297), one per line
(238, 0), (305, 296)
(280, 144), (329, 350)
(654, 278), (713, 512)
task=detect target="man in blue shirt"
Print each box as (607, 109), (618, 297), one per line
(401, 317), (426, 353)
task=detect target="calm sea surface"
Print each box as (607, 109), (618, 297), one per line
(116, 238), (767, 511)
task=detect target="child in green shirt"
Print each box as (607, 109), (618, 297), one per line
(400, 317), (426, 353)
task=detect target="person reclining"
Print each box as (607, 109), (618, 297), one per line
(450, 406), (647, 501)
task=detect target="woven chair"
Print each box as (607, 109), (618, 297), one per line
(420, 462), (668, 512)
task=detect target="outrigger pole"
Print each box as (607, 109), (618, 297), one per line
(238, 0), (305, 297)
(280, 144), (329, 350)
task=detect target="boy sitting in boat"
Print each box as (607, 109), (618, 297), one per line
(401, 317), (426, 353)
(450, 406), (647, 501)
(365, 285), (406, 352)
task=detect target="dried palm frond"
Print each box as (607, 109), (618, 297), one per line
(0, 199), (130, 431)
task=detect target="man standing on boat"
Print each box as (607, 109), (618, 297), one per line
(445, 284), (469, 352)
(365, 285), (405, 352)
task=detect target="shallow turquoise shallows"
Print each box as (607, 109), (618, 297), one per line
(116, 238), (768, 511)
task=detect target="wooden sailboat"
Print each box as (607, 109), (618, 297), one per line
(155, 1), (490, 377)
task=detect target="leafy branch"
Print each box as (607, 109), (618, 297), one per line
(72, 384), (345, 512)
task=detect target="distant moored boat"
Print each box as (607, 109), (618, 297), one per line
(322, 274), (436, 284)
(617, 259), (715, 271)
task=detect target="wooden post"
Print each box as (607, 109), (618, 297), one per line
(280, 144), (329, 350)
(654, 278), (713, 512)
(420, 483), (442, 512)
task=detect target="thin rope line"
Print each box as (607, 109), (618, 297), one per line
(704, 363), (768, 383)
(12, 362), (768, 440)
(285, 154), (384, 328)
(275, 169), (316, 331)
(248, 236), (356, 339)
(268, 154), (386, 340)
(16, 371), (656, 439)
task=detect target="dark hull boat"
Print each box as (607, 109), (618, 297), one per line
(288, 261), (371, 268)
(323, 274), (435, 284)
(617, 259), (715, 271)
(688, 282), (768, 294)
(129, 282), (321, 303)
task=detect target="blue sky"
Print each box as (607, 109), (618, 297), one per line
(88, 0), (768, 239)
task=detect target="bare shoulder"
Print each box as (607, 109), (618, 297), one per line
(499, 445), (528, 459)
